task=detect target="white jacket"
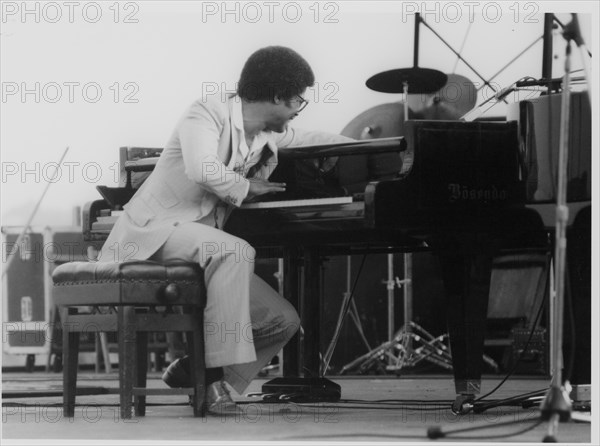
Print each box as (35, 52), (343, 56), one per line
(99, 93), (351, 262)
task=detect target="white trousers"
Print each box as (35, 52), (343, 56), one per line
(150, 221), (300, 394)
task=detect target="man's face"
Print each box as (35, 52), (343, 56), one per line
(266, 91), (308, 133)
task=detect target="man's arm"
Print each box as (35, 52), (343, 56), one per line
(178, 101), (250, 206)
(274, 127), (355, 172)
(274, 126), (354, 148)
(178, 100), (285, 204)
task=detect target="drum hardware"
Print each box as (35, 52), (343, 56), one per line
(341, 102), (407, 139)
(407, 73), (477, 120)
(366, 13), (447, 95)
(366, 67), (447, 95)
(335, 11), (502, 375)
(336, 11), (458, 372)
(339, 12), (461, 372)
(416, 13), (503, 97)
(321, 256), (375, 375)
(338, 253), (454, 375)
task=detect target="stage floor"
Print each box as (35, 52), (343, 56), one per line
(2, 371), (593, 444)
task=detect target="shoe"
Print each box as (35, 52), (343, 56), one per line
(163, 359), (236, 414)
(206, 379), (238, 415)
(162, 357), (192, 388)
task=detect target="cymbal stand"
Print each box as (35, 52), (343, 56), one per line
(385, 254), (396, 366)
(339, 253), (454, 375)
(342, 256), (373, 353)
(322, 255), (372, 374)
(389, 254), (453, 372)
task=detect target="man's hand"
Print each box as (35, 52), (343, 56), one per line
(245, 178), (286, 201)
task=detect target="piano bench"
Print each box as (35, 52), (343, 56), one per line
(51, 260), (207, 419)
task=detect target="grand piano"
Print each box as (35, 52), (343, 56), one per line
(83, 105), (590, 408)
(224, 119), (548, 405)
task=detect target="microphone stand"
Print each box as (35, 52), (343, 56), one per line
(425, 13), (593, 442)
(539, 13), (590, 442)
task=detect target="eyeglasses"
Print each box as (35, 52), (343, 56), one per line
(295, 94), (308, 113)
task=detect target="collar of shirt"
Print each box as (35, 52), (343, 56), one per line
(230, 94), (276, 162)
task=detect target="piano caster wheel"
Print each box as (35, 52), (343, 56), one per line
(451, 394), (475, 415)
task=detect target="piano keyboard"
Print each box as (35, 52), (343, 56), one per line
(91, 197), (360, 232)
(241, 196), (364, 223)
(90, 210), (123, 232)
(240, 196), (353, 209)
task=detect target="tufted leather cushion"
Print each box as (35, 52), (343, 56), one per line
(52, 260), (205, 307)
(53, 260), (202, 283)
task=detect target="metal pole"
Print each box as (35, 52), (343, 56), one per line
(404, 253), (413, 357)
(540, 16), (583, 438)
(542, 13), (554, 80)
(413, 13), (420, 67)
(552, 41), (571, 393)
(387, 254), (395, 342)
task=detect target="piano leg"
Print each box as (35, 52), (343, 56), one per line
(436, 209), (547, 413)
(303, 247), (322, 376)
(261, 245), (341, 402)
(282, 246), (301, 377)
(436, 234), (498, 413)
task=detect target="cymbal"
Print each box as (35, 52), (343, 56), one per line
(339, 102), (405, 194)
(366, 67), (448, 94)
(340, 102), (406, 139)
(406, 74), (477, 120)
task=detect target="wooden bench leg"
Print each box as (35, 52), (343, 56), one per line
(61, 308), (79, 418)
(119, 306), (136, 419)
(135, 331), (148, 416)
(189, 307), (206, 417)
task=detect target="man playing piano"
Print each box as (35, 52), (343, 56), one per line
(100, 46), (352, 414)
